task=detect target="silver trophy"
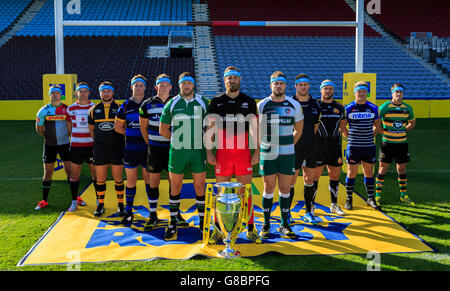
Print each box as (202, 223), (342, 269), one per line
(213, 182), (245, 258)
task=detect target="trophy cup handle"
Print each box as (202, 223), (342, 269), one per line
(202, 183), (214, 247)
(229, 184), (252, 247)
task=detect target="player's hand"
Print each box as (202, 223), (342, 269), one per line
(251, 152), (260, 165)
(207, 151), (216, 166)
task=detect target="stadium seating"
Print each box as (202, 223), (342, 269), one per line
(0, 36), (193, 100)
(0, 0), (32, 34)
(371, 0), (449, 40)
(17, 0), (193, 37)
(208, 0), (380, 36)
(214, 36), (449, 100)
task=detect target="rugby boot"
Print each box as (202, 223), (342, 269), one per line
(35, 200), (48, 210)
(277, 224), (296, 239)
(67, 201), (78, 212)
(303, 212), (318, 224)
(76, 196), (87, 206)
(400, 195), (415, 206)
(94, 204), (105, 218)
(259, 224), (270, 239)
(330, 203), (346, 216)
(144, 216), (161, 231)
(176, 213), (189, 227)
(120, 211), (134, 225)
(367, 197), (381, 210)
(117, 203), (125, 216)
(246, 229), (262, 244)
(344, 196), (353, 210)
(164, 223), (177, 241)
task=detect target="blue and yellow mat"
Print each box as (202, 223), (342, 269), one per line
(18, 177), (434, 266)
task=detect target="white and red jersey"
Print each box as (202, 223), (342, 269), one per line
(66, 101), (95, 147)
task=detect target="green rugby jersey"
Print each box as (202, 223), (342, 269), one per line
(379, 101), (415, 143)
(257, 96), (304, 159)
(160, 94), (209, 150)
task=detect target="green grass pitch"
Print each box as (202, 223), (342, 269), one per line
(0, 119), (449, 270)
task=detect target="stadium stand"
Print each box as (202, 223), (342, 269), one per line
(17, 0), (193, 37)
(209, 0), (380, 36)
(0, 0), (32, 35)
(370, 0), (450, 40)
(0, 0), (448, 103)
(0, 35), (193, 100)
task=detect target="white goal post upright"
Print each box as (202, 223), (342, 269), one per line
(54, 0), (365, 74)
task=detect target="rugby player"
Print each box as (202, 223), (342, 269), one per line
(88, 81), (125, 217)
(290, 74), (321, 224)
(257, 71), (304, 239)
(342, 81), (381, 210)
(206, 66), (261, 243)
(139, 74), (173, 231)
(312, 80), (347, 215)
(376, 83), (416, 205)
(115, 74), (150, 225)
(159, 72), (209, 241)
(35, 85), (71, 210)
(65, 82), (96, 212)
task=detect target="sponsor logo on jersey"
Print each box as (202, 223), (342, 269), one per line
(45, 115), (66, 121)
(99, 122), (114, 131)
(348, 112), (375, 120)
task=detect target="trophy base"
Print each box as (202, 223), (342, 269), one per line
(218, 249), (241, 259)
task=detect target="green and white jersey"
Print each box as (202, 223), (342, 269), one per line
(257, 96), (304, 159)
(379, 101), (414, 144)
(160, 94), (209, 150)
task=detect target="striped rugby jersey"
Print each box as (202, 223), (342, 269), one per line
(257, 96), (304, 158)
(379, 101), (414, 143)
(66, 101), (95, 147)
(116, 97), (148, 151)
(345, 100), (380, 147)
(36, 103), (69, 146)
(139, 95), (173, 148)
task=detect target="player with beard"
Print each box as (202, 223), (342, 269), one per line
(206, 66), (261, 243)
(88, 81), (125, 218)
(290, 74), (321, 224)
(312, 80), (347, 215)
(257, 71), (304, 239)
(159, 72), (209, 241)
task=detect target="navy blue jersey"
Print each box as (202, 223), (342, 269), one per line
(139, 95), (173, 148)
(345, 101), (380, 147)
(116, 97), (148, 151)
(293, 95), (321, 151)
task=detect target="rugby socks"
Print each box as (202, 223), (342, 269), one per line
(96, 181), (106, 207)
(169, 194), (180, 226)
(125, 186), (136, 213)
(262, 192), (274, 226)
(196, 195), (205, 229)
(69, 179), (80, 201)
(115, 181), (125, 206)
(345, 177), (355, 199)
(304, 183), (315, 213)
(329, 180), (339, 204)
(247, 194), (254, 232)
(288, 185), (295, 209)
(364, 177), (375, 199)
(279, 191), (291, 226)
(398, 174), (408, 197)
(375, 173), (385, 198)
(42, 180), (51, 201)
(146, 184), (159, 218)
